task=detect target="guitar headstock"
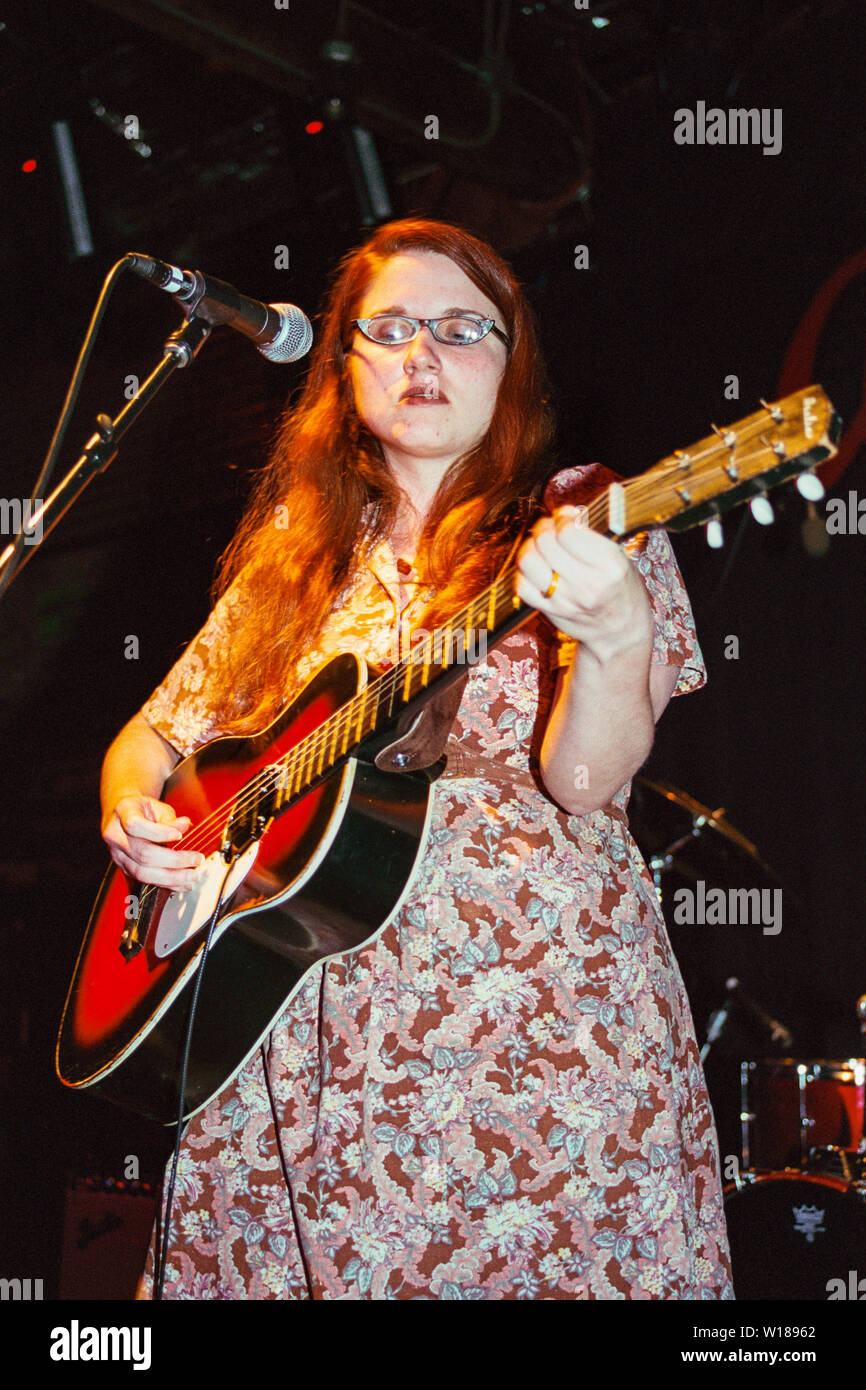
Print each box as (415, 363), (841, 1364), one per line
(611, 386), (841, 540)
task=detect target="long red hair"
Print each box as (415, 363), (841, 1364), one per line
(211, 217), (556, 733)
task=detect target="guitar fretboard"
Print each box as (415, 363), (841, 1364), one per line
(267, 562), (531, 810)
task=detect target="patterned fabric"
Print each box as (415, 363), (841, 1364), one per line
(138, 467), (733, 1300)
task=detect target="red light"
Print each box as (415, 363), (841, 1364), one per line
(305, 121), (324, 135)
(21, 158), (37, 173)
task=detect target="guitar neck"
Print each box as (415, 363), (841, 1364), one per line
(266, 564), (536, 814)
(258, 385), (839, 814)
(262, 485), (648, 810)
(318, 480), (638, 761)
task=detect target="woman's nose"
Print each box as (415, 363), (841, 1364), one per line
(402, 326), (440, 366)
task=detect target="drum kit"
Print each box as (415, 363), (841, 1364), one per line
(630, 778), (866, 1301)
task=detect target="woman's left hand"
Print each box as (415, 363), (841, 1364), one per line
(515, 504), (655, 664)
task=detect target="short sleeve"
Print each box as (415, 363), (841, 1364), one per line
(622, 527), (706, 696)
(543, 463), (706, 698)
(139, 580), (253, 757)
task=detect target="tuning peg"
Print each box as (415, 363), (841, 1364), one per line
(750, 492), (775, 525)
(705, 514), (724, 549)
(758, 432), (787, 461)
(710, 424), (737, 449)
(796, 470), (825, 501)
(759, 397), (784, 423)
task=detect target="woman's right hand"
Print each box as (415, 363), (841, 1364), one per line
(102, 795), (205, 890)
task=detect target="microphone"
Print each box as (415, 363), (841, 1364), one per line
(127, 253), (313, 364)
(726, 977), (794, 1050)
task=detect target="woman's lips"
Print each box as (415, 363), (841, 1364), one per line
(399, 390), (448, 404)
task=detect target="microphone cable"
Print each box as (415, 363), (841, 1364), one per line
(152, 859), (236, 1300)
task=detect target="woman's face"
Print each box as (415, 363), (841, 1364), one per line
(346, 250), (508, 477)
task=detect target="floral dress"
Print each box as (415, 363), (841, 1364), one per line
(137, 466), (733, 1300)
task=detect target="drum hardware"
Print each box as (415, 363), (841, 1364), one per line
(739, 1062), (756, 1171)
(797, 1062), (815, 1169)
(630, 778), (793, 910)
(701, 986), (735, 1064)
(727, 978), (793, 1049)
(740, 1058), (866, 1171)
(628, 779), (797, 1065)
(630, 780), (866, 1297)
(806, 1146), (864, 1183)
(710, 977), (793, 1068)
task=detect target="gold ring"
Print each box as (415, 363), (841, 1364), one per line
(542, 570), (559, 599)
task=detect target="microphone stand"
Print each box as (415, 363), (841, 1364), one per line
(700, 986), (734, 1063)
(0, 315), (212, 593)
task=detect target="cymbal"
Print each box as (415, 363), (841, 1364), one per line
(628, 776), (791, 899)
(628, 780), (811, 1070)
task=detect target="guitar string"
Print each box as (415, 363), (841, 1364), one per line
(137, 424), (810, 887)
(150, 428), (804, 870)
(147, 432), (802, 873)
(149, 480), (606, 861)
(192, 415), (808, 843)
(162, 399), (812, 859)
(134, 552), (540, 899)
(136, 567), (523, 884)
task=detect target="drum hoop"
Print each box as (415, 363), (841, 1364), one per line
(724, 1168), (856, 1198)
(745, 1058), (865, 1083)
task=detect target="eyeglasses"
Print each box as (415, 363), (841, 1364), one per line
(350, 314), (510, 349)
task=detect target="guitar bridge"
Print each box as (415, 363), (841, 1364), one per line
(118, 881), (149, 959)
(118, 922), (143, 960)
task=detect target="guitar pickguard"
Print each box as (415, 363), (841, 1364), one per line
(151, 842), (260, 958)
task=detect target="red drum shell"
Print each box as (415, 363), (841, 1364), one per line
(743, 1058), (865, 1169)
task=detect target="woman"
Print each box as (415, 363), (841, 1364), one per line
(101, 217), (732, 1299)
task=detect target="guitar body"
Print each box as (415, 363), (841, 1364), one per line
(56, 653), (436, 1124)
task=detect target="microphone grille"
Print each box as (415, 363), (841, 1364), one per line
(260, 306), (313, 363)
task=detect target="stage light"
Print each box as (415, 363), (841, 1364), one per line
(305, 120), (324, 134)
(21, 158), (37, 173)
(592, 16), (610, 27)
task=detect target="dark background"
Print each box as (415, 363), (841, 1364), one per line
(0, 0), (863, 1297)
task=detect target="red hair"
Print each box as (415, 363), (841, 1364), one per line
(211, 217), (555, 733)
